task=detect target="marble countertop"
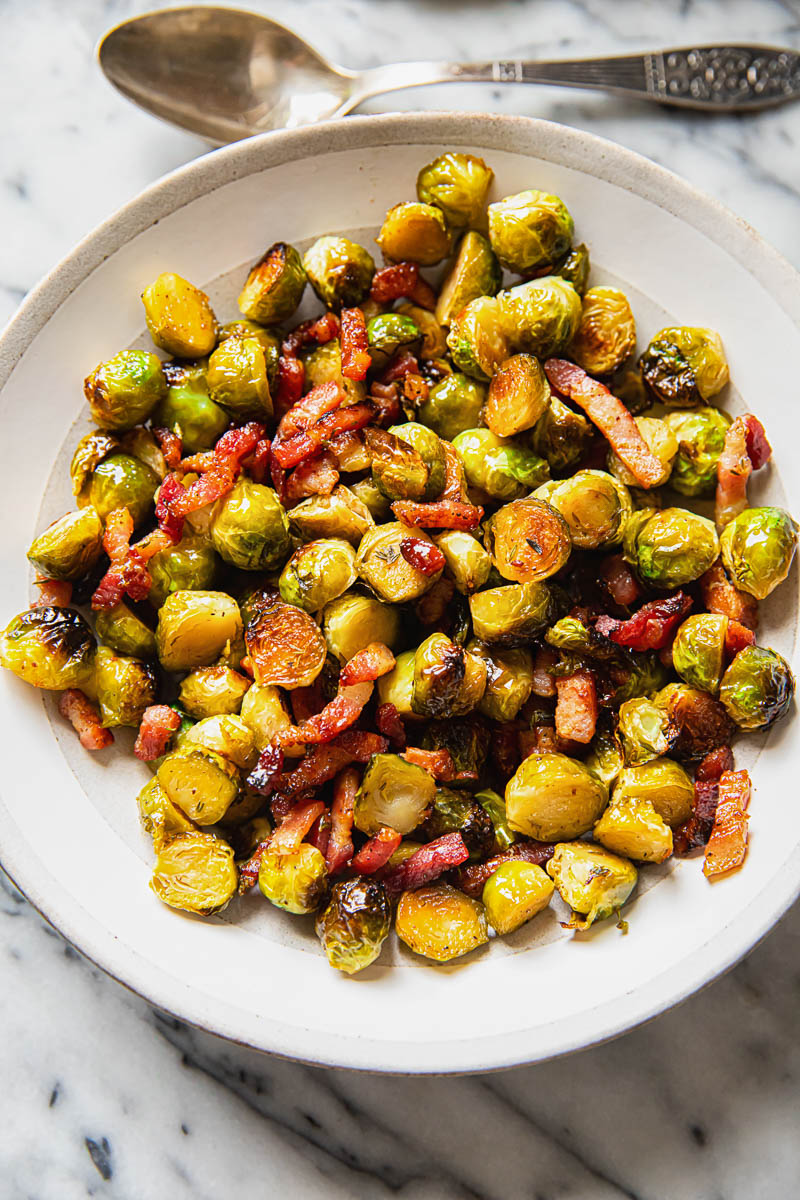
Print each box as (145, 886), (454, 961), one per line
(2, 0), (800, 1195)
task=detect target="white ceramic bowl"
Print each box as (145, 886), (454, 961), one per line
(0, 113), (797, 1074)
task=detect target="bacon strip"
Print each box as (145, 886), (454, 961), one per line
(238, 798), (326, 893)
(59, 689), (114, 751)
(370, 263), (436, 310)
(340, 307), (371, 381)
(401, 746), (457, 781)
(282, 312), (340, 359)
(306, 810), (332, 858)
(453, 840), (557, 899)
(275, 380), (345, 442)
(277, 682), (374, 748)
(594, 592), (693, 651)
(554, 670), (598, 744)
(380, 350), (421, 383)
(325, 767), (359, 876)
(339, 642), (397, 687)
(351, 827), (402, 874)
(258, 730), (389, 795)
(284, 452), (339, 504)
(703, 769), (751, 878)
(715, 413), (772, 530)
(700, 559), (759, 632)
(598, 554), (643, 610)
(91, 507), (151, 610)
(544, 359), (665, 487)
(152, 426), (183, 470)
(376, 702), (407, 749)
(382, 832), (469, 897)
(391, 498), (483, 531)
(273, 401), (376, 469)
(673, 746), (735, 854)
(275, 355), (305, 415)
(158, 422), (265, 535)
(400, 537), (446, 575)
(134, 704), (182, 762)
(241, 436), (272, 485)
(725, 619), (755, 658)
(32, 579), (73, 608)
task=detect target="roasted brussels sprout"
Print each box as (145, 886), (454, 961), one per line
(663, 406), (731, 497)
(395, 883), (488, 962)
(672, 614), (728, 694)
(424, 788), (495, 859)
(502, 275), (582, 360)
(69, 431), (119, 502)
(238, 242), (306, 325)
(485, 354), (551, 439)
(356, 523), (440, 603)
(593, 796), (673, 864)
(302, 235), (375, 309)
(83, 453), (159, 524)
(244, 592), (327, 690)
(446, 294), (509, 381)
(148, 534), (219, 608)
(289, 486), (374, 547)
(302, 338), (366, 406)
(376, 201), (452, 265)
(142, 272), (218, 359)
(569, 286), (636, 377)
(607, 416), (678, 489)
(27, 508), (104, 582)
(84, 349), (166, 431)
(469, 581), (552, 646)
(95, 645), (156, 728)
(420, 717), (489, 785)
(506, 752), (608, 842)
(365, 313), (422, 370)
(416, 152), (493, 227)
(94, 603), (156, 659)
(0, 606), (95, 691)
(618, 697), (675, 765)
(179, 663), (251, 719)
(397, 303), (447, 359)
(353, 753), (436, 835)
(368, 428), (429, 502)
(417, 373), (486, 440)
(179, 714), (256, 770)
(719, 645), (795, 731)
(485, 497), (572, 583)
(349, 477), (392, 521)
(259, 843), (327, 914)
(452, 428), (549, 501)
(207, 336), (272, 421)
(218, 320), (280, 389)
(323, 591), (400, 664)
(239, 682), (294, 751)
(376, 648), (417, 718)
(530, 393), (592, 474)
(475, 788), (516, 850)
(412, 633), (487, 717)
(316, 877), (391, 974)
(434, 530), (492, 595)
(719, 507), (797, 599)
(553, 243), (590, 295)
(151, 832), (238, 915)
(387, 422), (446, 501)
(640, 326), (729, 407)
(584, 719), (625, 787)
(488, 189), (574, 274)
(154, 361), (229, 454)
(157, 745), (240, 824)
(482, 861), (554, 934)
(612, 759), (694, 828)
(540, 470), (631, 550)
(468, 642), (534, 722)
(653, 683), (735, 762)
(210, 478), (290, 571)
(624, 507), (720, 587)
(435, 231), (502, 328)
(546, 842), (637, 930)
(155, 590), (242, 673)
(278, 538), (357, 613)
(137, 777), (198, 839)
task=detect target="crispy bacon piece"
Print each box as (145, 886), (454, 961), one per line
(159, 422), (265, 535)
(382, 832), (469, 898)
(260, 730), (389, 795)
(598, 554), (643, 610)
(238, 843), (270, 892)
(307, 810), (332, 857)
(715, 414), (772, 530)
(339, 642), (397, 687)
(247, 743), (286, 795)
(700, 559), (759, 632)
(325, 767), (359, 876)
(491, 723), (521, 780)
(155, 472), (186, 541)
(703, 769), (751, 878)
(351, 827), (402, 874)
(134, 704), (182, 762)
(453, 841), (557, 900)
(368, 380), (403, 426)
(284, 452), (339, 504)
(32, 579), (73, 608)
(401, 746), (456, 781)
(282, 312), (340, 359)
(370, 262), (436, 310)
(380, 350), (421, 383)
(275, 355), (305, 415)
(530, 646), (557, 698)
(275, 380), (345, 442)
(91, 507), (151, 610)
(278, 682), (374, 748)
(673, 746), (735, 854)
(544, 359), (665, 488)
(391, 498), (483, 531)
(441, 441), (468, 501)
(554, 670), (598, 744)
(152, 426), (183, 470)
(241, 436), (272, 485)
(400, 537), (446, 576)
(725, 619), (756, 658)
(376, 702), (407, 749)
(595, 592), (693, 651)
(404, 374), (429, 405)
(273, 401), (376, 469)
(340, 307), (371, 380)
(58, 689), (113, 751)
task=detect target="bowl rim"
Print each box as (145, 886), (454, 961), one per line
(1, 110), (799, 1075)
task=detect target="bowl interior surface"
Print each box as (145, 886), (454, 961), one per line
(0, 114), (797, 1073)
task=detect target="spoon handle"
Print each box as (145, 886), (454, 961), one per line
(350, 45), (800, 113)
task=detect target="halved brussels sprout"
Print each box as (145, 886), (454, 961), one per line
(151, 832), (238, 915)
(353, 753), (436, 836)
(0, 606), (95, 691)
(640, 326), (729, 407)
(142, 272), (218, 359)
(593, 797), (673, 863)
(27, 508), (104, 582)
(475, 788), (517, 850)
(505, 752), (608, 842)
(485, 354), (551, 438)
(530, 393), (592, 474)
(416, 152), (493, 227)
(387, 422), (446, 501)
(239, 682), (294, 751)
(207, 336), (272, 421)
(397, 303), (447, 359)
(356, 523), (440, 603)
(84, 349), (166, 431)
(607, 416), (678, 489)
(485, 497), (572, 583)
(417, 373), (487, 441)
(424, 788), (495, 860)
(719, 645), (795, 731)
(488, 189), (574, 273)
(302, 339), (365, 405)
(376, 201), (452, 265)
(501, 275), (582, 359)
(452, 428), (549, 501)
(367, 428), (429, 502)
(366, 313), (422, 370)
(420, 717), (489, 785)
(653, 683), (735, 762)
(156, 591), (242, 673)
(316, 877), (391, 974)
(238, 242), (306, 325)
(569, 286), (636, 377)
(672, 614), (728, 694)
(95, 603), (156, 659)
(435, 231), (502, 328)
(179, 714), (256, 770)
(218, 320), (281, 391)
(376, 649), (417, 718)
(469, 641), (534, 722)
(259, 843), (328, 914)
(434, 530), (491, 595)
(70, 431), (119, 502)
(84, 454), (159, 525)
(137, 777), (198, 840)
(618, 697), (675, 765)
(584, 719), (625, 787)
(719, 507), (797, 599)
(546, 842), (637, 930)
(663, 406), (731, 497)
(612, 759), (694, 828)
(179, 663), (251, 718)
(148, 534), (219, 608)
(469, 581), (552, 646)
(120, 427), (168, 481)
(446, 294), (510, 381)
(154, 361), (229, 454)
(289, 485), (374, 547)
(396, 884), (488, 962)
(210, 478), (290, 572)
(279, 538), (357, 613)
(323, 591), (400, 664)
(624, 507), (720, 587)
(346, 477), (392, 522)
(540, 470), (631, 550)
(482, 861), (554, 934)
(157, 745), (240, 824)
(412, 633), (487, 717)
(95, 645), (156, 728)
(553, 242), (590, 295)
(302, 235), (375, 309)
(225, 814), (271, 853)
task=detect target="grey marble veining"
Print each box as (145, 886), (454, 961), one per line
(2, 1), (800, 1196)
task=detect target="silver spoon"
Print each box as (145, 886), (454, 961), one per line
(98, 6), (800, 144)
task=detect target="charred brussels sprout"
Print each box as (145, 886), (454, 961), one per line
(485, 497), (571, 583)
(420, 718), (489, 785)
(354, 753), (437, 836)
(475, 788), (517, 850)
(640, 326), (729, 407)
(412, 633), (487, 717)
(302, 235), (375, 309)
(469, 641), (534, 721)
(482, 861), (554, 934)
(553, 243), (590, 295)
(540, 470), (631, 550)
(366, 313), (421, 370)
(0, 606), (95, 690)
(148, 534), (219, 608)
(244, 593), (327, 690)
(376, 201), (452, 265)
(94, 603), (156, 659)
(546, 843), (637, 930)
(156, 591), (242, 673)
(530, 393), (592, 473)
(157, 746), (240, 825)
(469, 581), (552, 646)
(27, 508), (104, 582)
(417, 373), (486, 441)
(612, 759), (694, 828)
(593, 797), (673, 864)
(279, 538), (357, 612)
(84, 349), (166, 431)
(154, 361), (229, 453)
(179, 663), (251, 718)
(151, 832), (238, 915)
(323, 591), (400, 663)
(446, 295), (510, 381)
(720, 645), (794, 731)
(569, 286), (636, 377)
(719, 507), (798, 599)
(452, 428), (549, 501)
(503, 275), (582, 360)
(396, 884), (488, 962)
(210, 478), (290, 571)
(608, 416), (678, 489)
(672, 614), (728, 694)
(238, 242), (306, 325)
(397, 303), (447, 360)
(434, 530), (491, 595)
(207, 336), (272, 421)
(585, 720), (625, 787)
(485, 354), (551, 438)
(624, 507), (719, 587)
(84, 454), (159, 524)
(239, 683), (293, 751)
(416, 152), (493, 227)
(137, 777), (197, 840)
(660, 408), (728, 499)
(368, 428), (429, 502)
(488, 189), (574, 274)
(316, 877), (391, 974)
(376, 649), (417, 719)
(506, 752), (608, 842)
(435, 231), (501, 328)
(179, 714), (256, 770)
(653, 683), (734, 762)
(141, 272), (218, 359)
(424, 789), (494, 859)
(289, 486), (374, 547)
(356, 523), (440, 603)
(95, 645), (156, 728)
(70, 431), (118, 502)
(618, 697), (675, 765)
